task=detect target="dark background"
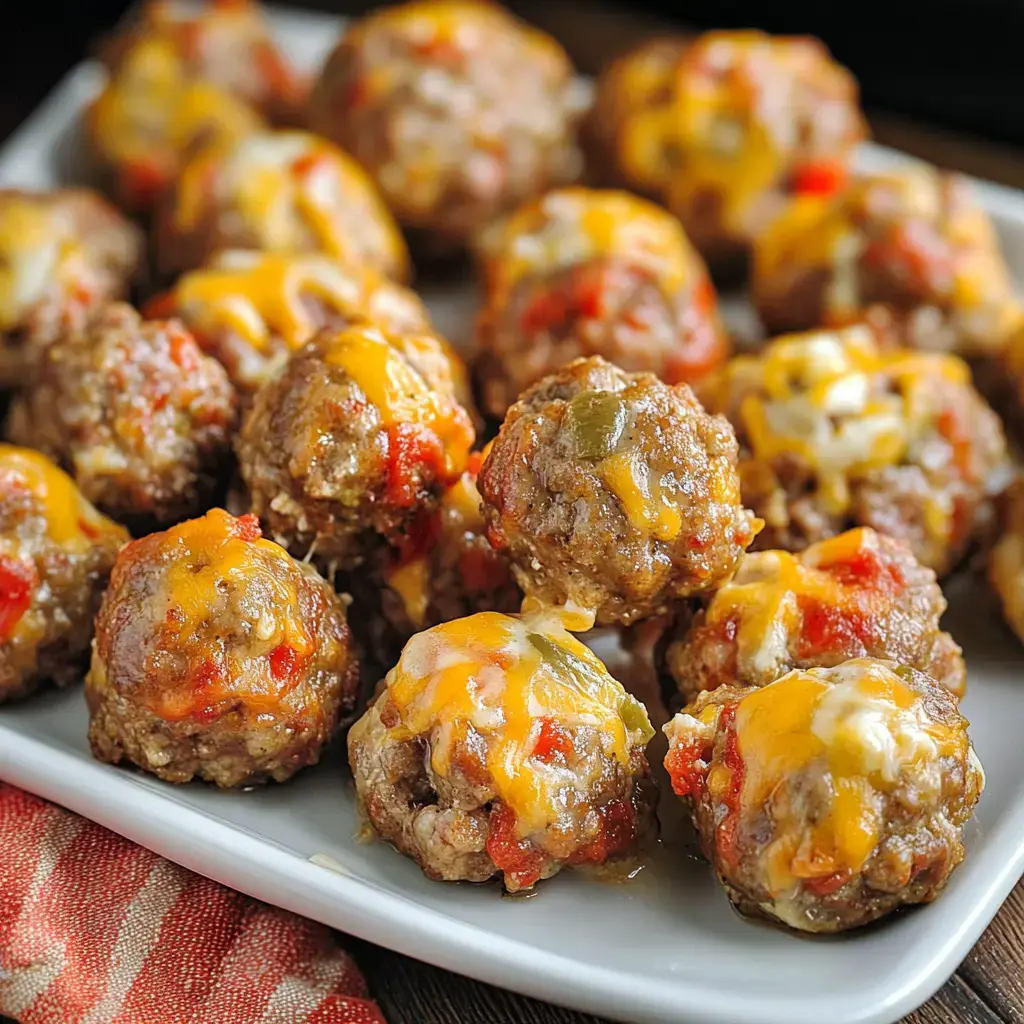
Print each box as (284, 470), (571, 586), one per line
(0, 0), (1021, 150)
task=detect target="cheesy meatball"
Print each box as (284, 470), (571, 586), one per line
(155, 130), (409, 281)
(0, 446), (127, 703)
(703, 326), (1009, 576)
(7, 303), (237, 527)
(664, 527), (965, 705)
(379, 452), (520, 638)
(586, 32), (866, 271)
(145, 250), (432, 399)
(478, 356), (760, 627)
(754, 168), (1022, 356)
(475, 187), (728, 418)
(0, 189), (142, 380)
(86, 508), (358, 787)
(665, 658), (984, 932)
(349, 609), (655, 891)
(102, 0), (303, 124)
(237, 323), (474, 569)
(308, 0), (585, 254)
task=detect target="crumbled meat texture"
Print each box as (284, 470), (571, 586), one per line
(308, 1), (585, 251)
(478, 356), (758, 625)
(85, 513), (359, 787)
(7, 303), (237, 527)
(664, 531), (966, 704)
(348, 690), (653, 889)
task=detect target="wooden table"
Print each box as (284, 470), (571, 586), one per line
(1, 3), (1023, 1022)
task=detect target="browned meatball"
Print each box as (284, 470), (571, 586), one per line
(308, 0), (586, 254)
(86, 508), (358, 787)
(348, 609), (655, 890)
(664, 658), (984, 932)
(377, 452), (520, 638)
(478, 357), (760, 627)
(586, 31), (866, 271)
(237, 323), (475, 570)
(7, 303), (237, 527)
(664, 527), (965, 706)
(0, 445), (127, 703)
(101, 0), (304, 124)
(753, 167), (1022, 356)
(474, 187), (729, 418)
(702, 325), (1010, 576)
(145, 250), (433, 400)
(0, 189), (142, 381)
(155, 130), (409, 281)
(988, 479), (1024, 646)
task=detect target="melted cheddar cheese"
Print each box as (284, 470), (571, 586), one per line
(755, 168), (1022, 350)
(166, 251), (427, 385)
(383, 610), (654, 835)
(0, 445), (124, 553)
(322, 324), (473, 479)
(703, 528), (895, 675)
(174, 131), (408, 279)
(0, 196), (87, 331)
(667, 658), (968, 895)
(709, 325), (970, 515)
(485, 187), (695, 307)
(147, 509), (316, 719)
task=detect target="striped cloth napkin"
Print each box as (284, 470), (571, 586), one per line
(0, 784), (385, 1024)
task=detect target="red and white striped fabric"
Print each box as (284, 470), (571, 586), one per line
(0, 784), (385, 1024)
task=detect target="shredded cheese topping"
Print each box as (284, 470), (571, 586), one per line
(483, 187), (696, 305)
(383, 610), (654, 835)
(666, 657), (969, 895)
(707, 325), (970, 514)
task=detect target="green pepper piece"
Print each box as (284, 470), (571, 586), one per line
(567, 390), (627, 460)
(619, 693), (656, 746)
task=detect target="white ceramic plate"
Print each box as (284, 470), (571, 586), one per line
(1, 9), (1024, 1024)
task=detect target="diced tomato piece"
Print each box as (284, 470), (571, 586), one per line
(0, 556), (37, 643)
(817, 544), (905, 595)
(268, 644), (300, 683)
(792, 161), (848, 197)
(231, 514), (263, 542)
(665, 736), (710, 799)
(486, 804), (546, 891)
(532, 717), (574, 763)
(385, 424), (446, 508)
(120, 158), (169, 210)
(569, 798), (636, 865)
(796, 598), (871, 659)
(936, 405), (978, 483)
(716, 704), (745, 870)
(802, 868), (852, 897)
(466, 451), (485, 477)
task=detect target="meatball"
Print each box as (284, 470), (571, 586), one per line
(478, 356), (760, 627)
(0, 189), (142, 380)
(664, 527), (965, 705)
(102, 0), (304, 125)
(702, 325), (1009, 576)
(7, 303), (237, 527)
(586, 32), (866, 271)
(308, 0), (586, 254)
(0, 445), (127, 703)
(753, 167), (1022, 356)
(237, 323), (474, 569)
(664, 658), (984, 932)
(378, 451), (521, 638)
(988, 479), (1024, 645)
(86, 508), (358, 787)
(155, 130), (409, 281)
(145, 250), (432, 399)
(348, 609), (655, 891)
(474, 187), (728, 418)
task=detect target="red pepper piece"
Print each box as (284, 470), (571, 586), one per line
(0, 555), (37, 643)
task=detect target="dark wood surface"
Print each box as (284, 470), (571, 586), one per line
(2, 3), (1024, 1023)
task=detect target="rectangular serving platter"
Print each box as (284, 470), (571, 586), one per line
(2, 8), (1024, 1024)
